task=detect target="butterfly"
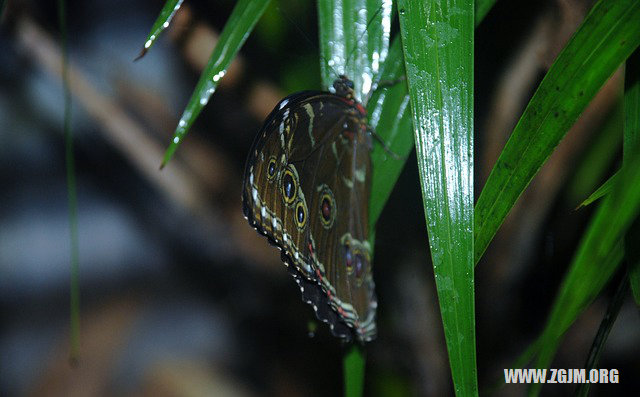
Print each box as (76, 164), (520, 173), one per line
(242, 75), (377, 342)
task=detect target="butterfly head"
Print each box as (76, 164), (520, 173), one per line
(333, 75), (356, 100)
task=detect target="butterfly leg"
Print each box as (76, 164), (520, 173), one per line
(370, 128), (402, 160)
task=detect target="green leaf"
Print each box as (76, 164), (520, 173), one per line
(344, 345), (366, 397)
(317, 0), (392, 99)
(532, 145), (640, 385)
(576, 171), (618, 209)
(475, 0), (640, 264)
(566, 103), (622, 208)
(475, 0), (496, 27)
(575, 275), (629, 397)
(624, 49), (640, 304)
(530, 74), (640, 389)
(626, 217), (640, 305)
(624, 50), (640, 162)
(398, 0), (477, 395)
(161, 0), (271, 167)
(0, 0), (7, 22)
(136, 0), (184, 59)
(369, 37), (414, 226)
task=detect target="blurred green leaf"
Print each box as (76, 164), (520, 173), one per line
(280, 54), (322, 93)
(161, 0), (271, 167)
(475, 0), (496, 27)
(567, 103), (622, 208)
(254, 1), (287, 47)
(137, 0), (184, 59)
(624, 49), (640, 304)
(344, 345), (366, 397)
(624, 51), (640, 161)
(1, 0), (7, 22)
(626, 218), (640, 305)
(475, 0), (640, 264)
(372, 370), (413, 397)
(398, 0), (477, 395)
(575, 275), (629, 397)
(369, 37), (413, 226)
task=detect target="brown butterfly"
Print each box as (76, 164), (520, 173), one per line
(242, 75), (376, 342)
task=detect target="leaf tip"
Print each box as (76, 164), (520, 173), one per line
(134, 47), (148, 62)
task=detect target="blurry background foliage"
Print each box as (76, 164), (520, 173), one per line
(0, 0), (639, 396)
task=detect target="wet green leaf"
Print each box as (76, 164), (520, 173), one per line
(137, 0), (184, 59)
(317, 0), (392, 99)
(369, 37), (413, 226)
(398, 0), (477, 395)
(161, 0), (271, 167)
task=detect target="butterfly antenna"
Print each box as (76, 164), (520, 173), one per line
(343, 5), (387, 73)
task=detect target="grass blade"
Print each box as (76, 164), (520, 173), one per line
(161, 0), (271, 167)
(574, 274), (628, 397)
(398, 0), (477, 395)
(576, 171), (618, 209)
(474, 0), (640, 264)
(136, 0), (184, 59)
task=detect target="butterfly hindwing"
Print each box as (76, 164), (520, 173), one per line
(242, 78), (377, 342)
(295, 102), (376, 341)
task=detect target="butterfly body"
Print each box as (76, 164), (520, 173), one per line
(242, 76), (377, 342)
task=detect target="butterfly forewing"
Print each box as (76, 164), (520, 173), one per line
(242, 79), (377, 342)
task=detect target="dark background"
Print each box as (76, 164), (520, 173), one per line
(1, 0), (638, 395)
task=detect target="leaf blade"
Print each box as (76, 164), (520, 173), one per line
(398, 0), (477, 395)
(317, 0), (393, 99)
(624, 49), (640, 304)
(368, 37), (413, 225)
(137, 0), (184, 59)
(532, 146), (640, 384)
(161, 0), (271, 167)
(474, 0), (640, 264)
(576, 172), (618, 209)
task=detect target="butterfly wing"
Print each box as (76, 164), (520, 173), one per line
(294, 101), (377, 342)
(242, 91), (376, 342)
